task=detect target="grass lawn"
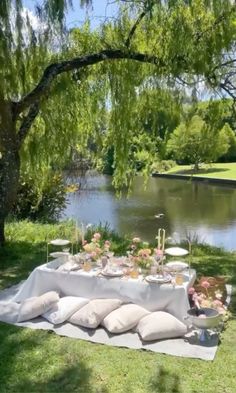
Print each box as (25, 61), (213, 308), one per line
(165, 162), (236, 180)
(0, 221), (236, 393)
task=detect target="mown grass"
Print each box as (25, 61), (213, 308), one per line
(0, 221), (236, 393)
(166, 162), (236, 180)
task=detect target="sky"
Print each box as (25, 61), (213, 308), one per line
(22, 0), (118, 29)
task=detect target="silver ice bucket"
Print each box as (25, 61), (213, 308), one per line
(187, 308), (222, 329)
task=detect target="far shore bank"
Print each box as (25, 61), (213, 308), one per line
(152, 162), (236, 186)
(152, 172), (236, 186)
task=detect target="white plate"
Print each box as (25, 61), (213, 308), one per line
(165, 247), (189, 256)
(165, 261), (188, 271)
(49, 252), (70, 258)
(145, 274), (172, 283)
(46, 259), (65, 269)
(49, 239), (70, 246)
(57, 262), (80, 272)
(101, 269), (124, 277)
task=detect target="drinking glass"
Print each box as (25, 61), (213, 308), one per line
(130, 267), (139, 279)
(83, 261), (92, 272)
(150, 265), (157, 275)
(175, 273), (184, 285)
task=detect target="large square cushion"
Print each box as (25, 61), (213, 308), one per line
(136, 311), (187, 341)
(0, 302), (21, 324)
(42, 296), (89, 324)
(102, 304), (149, 333)
(17, 291), (59, 322)
(69, 298), (122, 328)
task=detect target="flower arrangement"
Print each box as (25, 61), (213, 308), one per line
(83, 232), (111, 260)
(128, 237), (162, 269)
(188, 279), (227, 316)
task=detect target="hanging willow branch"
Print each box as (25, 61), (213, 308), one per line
(125, 10), (147, 48)
(14, 49), (164, 116)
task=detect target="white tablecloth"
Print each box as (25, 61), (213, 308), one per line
(12, 260), (196, 322)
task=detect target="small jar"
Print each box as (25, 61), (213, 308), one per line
(83, 261), (92, 272)
(175, 273), (184, 285)
(130, 267), (139, 279)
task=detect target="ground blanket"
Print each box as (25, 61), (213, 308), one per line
(0, 281), (231, 361)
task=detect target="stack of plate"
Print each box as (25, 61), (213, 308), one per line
(165, 247), (189, 257)
(165, 261), (188, 272)
(145, 274), (172, 283)
(49, 251), (70, 259)
(49, 239), (70, 246)
(101, 269), (124, 277)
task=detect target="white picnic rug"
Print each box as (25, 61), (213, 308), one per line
(0, 282), (231, 361)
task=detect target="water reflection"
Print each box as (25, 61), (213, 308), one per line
(62, 175), (236, 251)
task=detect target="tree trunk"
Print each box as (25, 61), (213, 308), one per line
(0, 99), (20, 246)
(194, 162), (200, 171)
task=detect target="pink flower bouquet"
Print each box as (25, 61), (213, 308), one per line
(83, 232), (111, 260)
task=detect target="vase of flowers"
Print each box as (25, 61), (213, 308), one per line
(128, 237), (156, 275)
(82, 232), (111, 262)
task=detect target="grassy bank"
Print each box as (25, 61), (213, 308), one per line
(165, 162), (236, 180)
(0, 221), (236, 393)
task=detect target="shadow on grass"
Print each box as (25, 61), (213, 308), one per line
(148, 367), (181, 393)
(0, 240), (46, 290)
(0, 322), (183, 393)
(5, 363), (108, 393)
(0, 322), (108, 393)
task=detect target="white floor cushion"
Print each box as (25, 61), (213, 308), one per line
(42, 296), (89, 324)
(69, 298), (122, 328)
(136, 311), (187, 341)
(17, 291), (59, 322)
(0, 302), (20, 323)
(102, 304), (150, 334)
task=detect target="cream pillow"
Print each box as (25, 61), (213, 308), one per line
(69, 298), (122, 328)
(136, 311), (187, 341)
(17, 291), (59, 322)
(102, 304), (149, 334)
(0, 302), (20, 323)
(42, 296), (89, 324)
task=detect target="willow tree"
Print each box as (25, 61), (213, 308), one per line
(1, 0), (236, 245)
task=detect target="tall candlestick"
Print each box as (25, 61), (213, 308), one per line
(188, 239), (191, 280)
(81, 222), (84, 244)
(162, 229), (166, 252)
(157, 229), (161, 249)
(75, 221), (78, 243)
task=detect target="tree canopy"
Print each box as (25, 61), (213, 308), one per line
(1, 0), (236, 244)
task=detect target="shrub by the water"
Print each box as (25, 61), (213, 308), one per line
(11, 174), (67, 222)
(151, 160), (176, 173)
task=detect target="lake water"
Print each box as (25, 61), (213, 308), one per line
(62, 174), (236, 251)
